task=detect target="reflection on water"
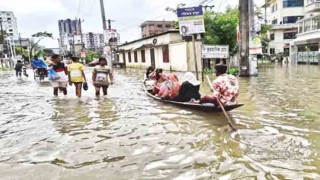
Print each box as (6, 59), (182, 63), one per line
(0, 65), (320, 179)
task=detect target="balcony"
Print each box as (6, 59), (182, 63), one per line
(305, 0), (320, 13)
(271, 23), (298, 30)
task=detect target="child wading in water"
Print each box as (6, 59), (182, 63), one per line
(92, 57), (114, 96)
(68, 57), (87, 98)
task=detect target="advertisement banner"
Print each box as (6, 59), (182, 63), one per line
(177, 7), (205, 35)
(202, 45), (229, 59)
(249, 36), (263, 54)
(104, 29), (120, 46)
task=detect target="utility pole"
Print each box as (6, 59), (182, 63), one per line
(19, 33), (22, 47)
(79, 19), (84, 51)
(239, 0), (250, 76)
(100, 0), (107, 31)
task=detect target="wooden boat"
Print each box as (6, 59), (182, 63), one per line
(143, 79), (243, 112)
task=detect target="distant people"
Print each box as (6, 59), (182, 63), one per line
(92, 57), (114, 96)
(14, 60), (24, 78)
(31, 55), (48, 77)
(146, 66), (155, 79)
(68, 56), (87, 98)
(174, 72), (201, 102)
(156, 74), (180, 100)
(108, 32), (118, 44)
(49, 54), (68, 96)
(194, 64), (239, 106)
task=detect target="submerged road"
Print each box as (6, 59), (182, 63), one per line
(0, 65), (320, 179)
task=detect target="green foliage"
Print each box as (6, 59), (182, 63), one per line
(227, 67), (239, 75)
(260, 24), (273, 35)
(29, 31), (53, 59)
(85, 50), (101, 63)
(203, 67), (213, 75)
(15, 47), (29, 60)
(203, 8), (239, 55)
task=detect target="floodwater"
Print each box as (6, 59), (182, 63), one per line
(0, 65), (320, 180)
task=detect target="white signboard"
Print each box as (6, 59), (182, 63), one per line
(202, 45), (229, 59)
(177, 7), (205, 35)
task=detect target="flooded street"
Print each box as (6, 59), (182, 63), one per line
(1, 65), (320, 179)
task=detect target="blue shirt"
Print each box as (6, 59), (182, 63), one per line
(31, 58), (47, 68)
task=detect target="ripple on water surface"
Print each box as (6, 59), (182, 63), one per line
(1, 66), (320, 179)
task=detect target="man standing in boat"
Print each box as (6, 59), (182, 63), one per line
(194, 64), (239, 106)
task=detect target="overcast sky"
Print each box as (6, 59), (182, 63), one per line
(0, 0), (264, 48)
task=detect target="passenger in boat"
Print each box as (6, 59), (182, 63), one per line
(156, 74), (180, 99)
(194, 64), (239, 106)
(173, 72), (201, 102)
(146, 66), (155, 79)
(149, 68), (167, 94)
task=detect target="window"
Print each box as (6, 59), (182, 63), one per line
(157, 24), (162, 28)
(7, 18), (11, 21)
(270, 48), (275, 55)
(149, 24), (154, 27)
(122, 53), (126, 62)
(272, 4), (277, 13)
(162, 45), (169, 63)
(312, 16), (320, 31)
(128, 52), (132, 62)
(283, 0), (304, 7)
(283, 32), (297, 39)
(8, 29), (13, 32)
(134, 51), (138, 63)
(165, 24), (171, 28)
(272, 19), (278, 25)
(283, 16), (303, 24)
(304, 19), (312, 32)
(270, 34), (275, 40)
(141, 50), (146, 63)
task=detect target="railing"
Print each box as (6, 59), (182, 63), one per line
(271, 23), (298, 30)
(305, 0), (320, 12)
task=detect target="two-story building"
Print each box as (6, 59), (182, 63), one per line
(118, 30), (202, 72)
(263, 0), (305, 55)
(291, 0), (320, 64)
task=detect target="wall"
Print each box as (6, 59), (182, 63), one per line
(268, 29), (293, 54)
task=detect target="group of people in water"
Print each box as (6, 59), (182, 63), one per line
(147, 64), (239, 106)
(14, 54), (114, 98)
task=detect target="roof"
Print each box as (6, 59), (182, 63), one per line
(140, 20), (174, 27)
(118, 29), (180, 47)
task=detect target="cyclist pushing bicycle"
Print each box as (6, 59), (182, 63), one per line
(31, 55), (48, 79)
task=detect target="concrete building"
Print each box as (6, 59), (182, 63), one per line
(0, 11), (19, 40)
(264, 0), (305, 55)
(83, 32), (104, 51)
(118, 30), (202, 72)
(58, 19), (82, 54)
(291, 0), (320, 64)
(140, 21), (174, 38)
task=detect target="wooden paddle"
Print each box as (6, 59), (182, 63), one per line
(206, 75), (237, 131)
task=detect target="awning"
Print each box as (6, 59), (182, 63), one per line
(284, 29), (298, 33)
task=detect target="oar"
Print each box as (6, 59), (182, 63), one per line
(206, 75), (237, 131)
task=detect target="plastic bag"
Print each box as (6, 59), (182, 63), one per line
(83, 82), (88, 91)
(48, 68), (60, 81)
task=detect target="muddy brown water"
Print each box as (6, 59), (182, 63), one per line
(0, 65), (320, 179)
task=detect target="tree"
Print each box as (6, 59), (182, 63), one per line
(203, 8), (239, 55)
(29, 31), (53, 59)
(15, 47), (29, 60)
(85, 50), (101, 63)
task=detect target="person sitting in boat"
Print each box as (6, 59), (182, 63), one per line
(194, 64), (239, 106)
(156, 74), (180, 100)
(173, 72), (201, 102)
(149, 68), (167, 94)
(146, 66), (155, 79)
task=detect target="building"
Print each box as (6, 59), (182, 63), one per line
(58, 19), (82, 54)
(140, 21), (174, 38)
(290, 0), (320, 64)
(118, 30), (202, 72)
(83, 32), (105, 51)
(0, 11), (19, 40)
(263, 0), (305, 55)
